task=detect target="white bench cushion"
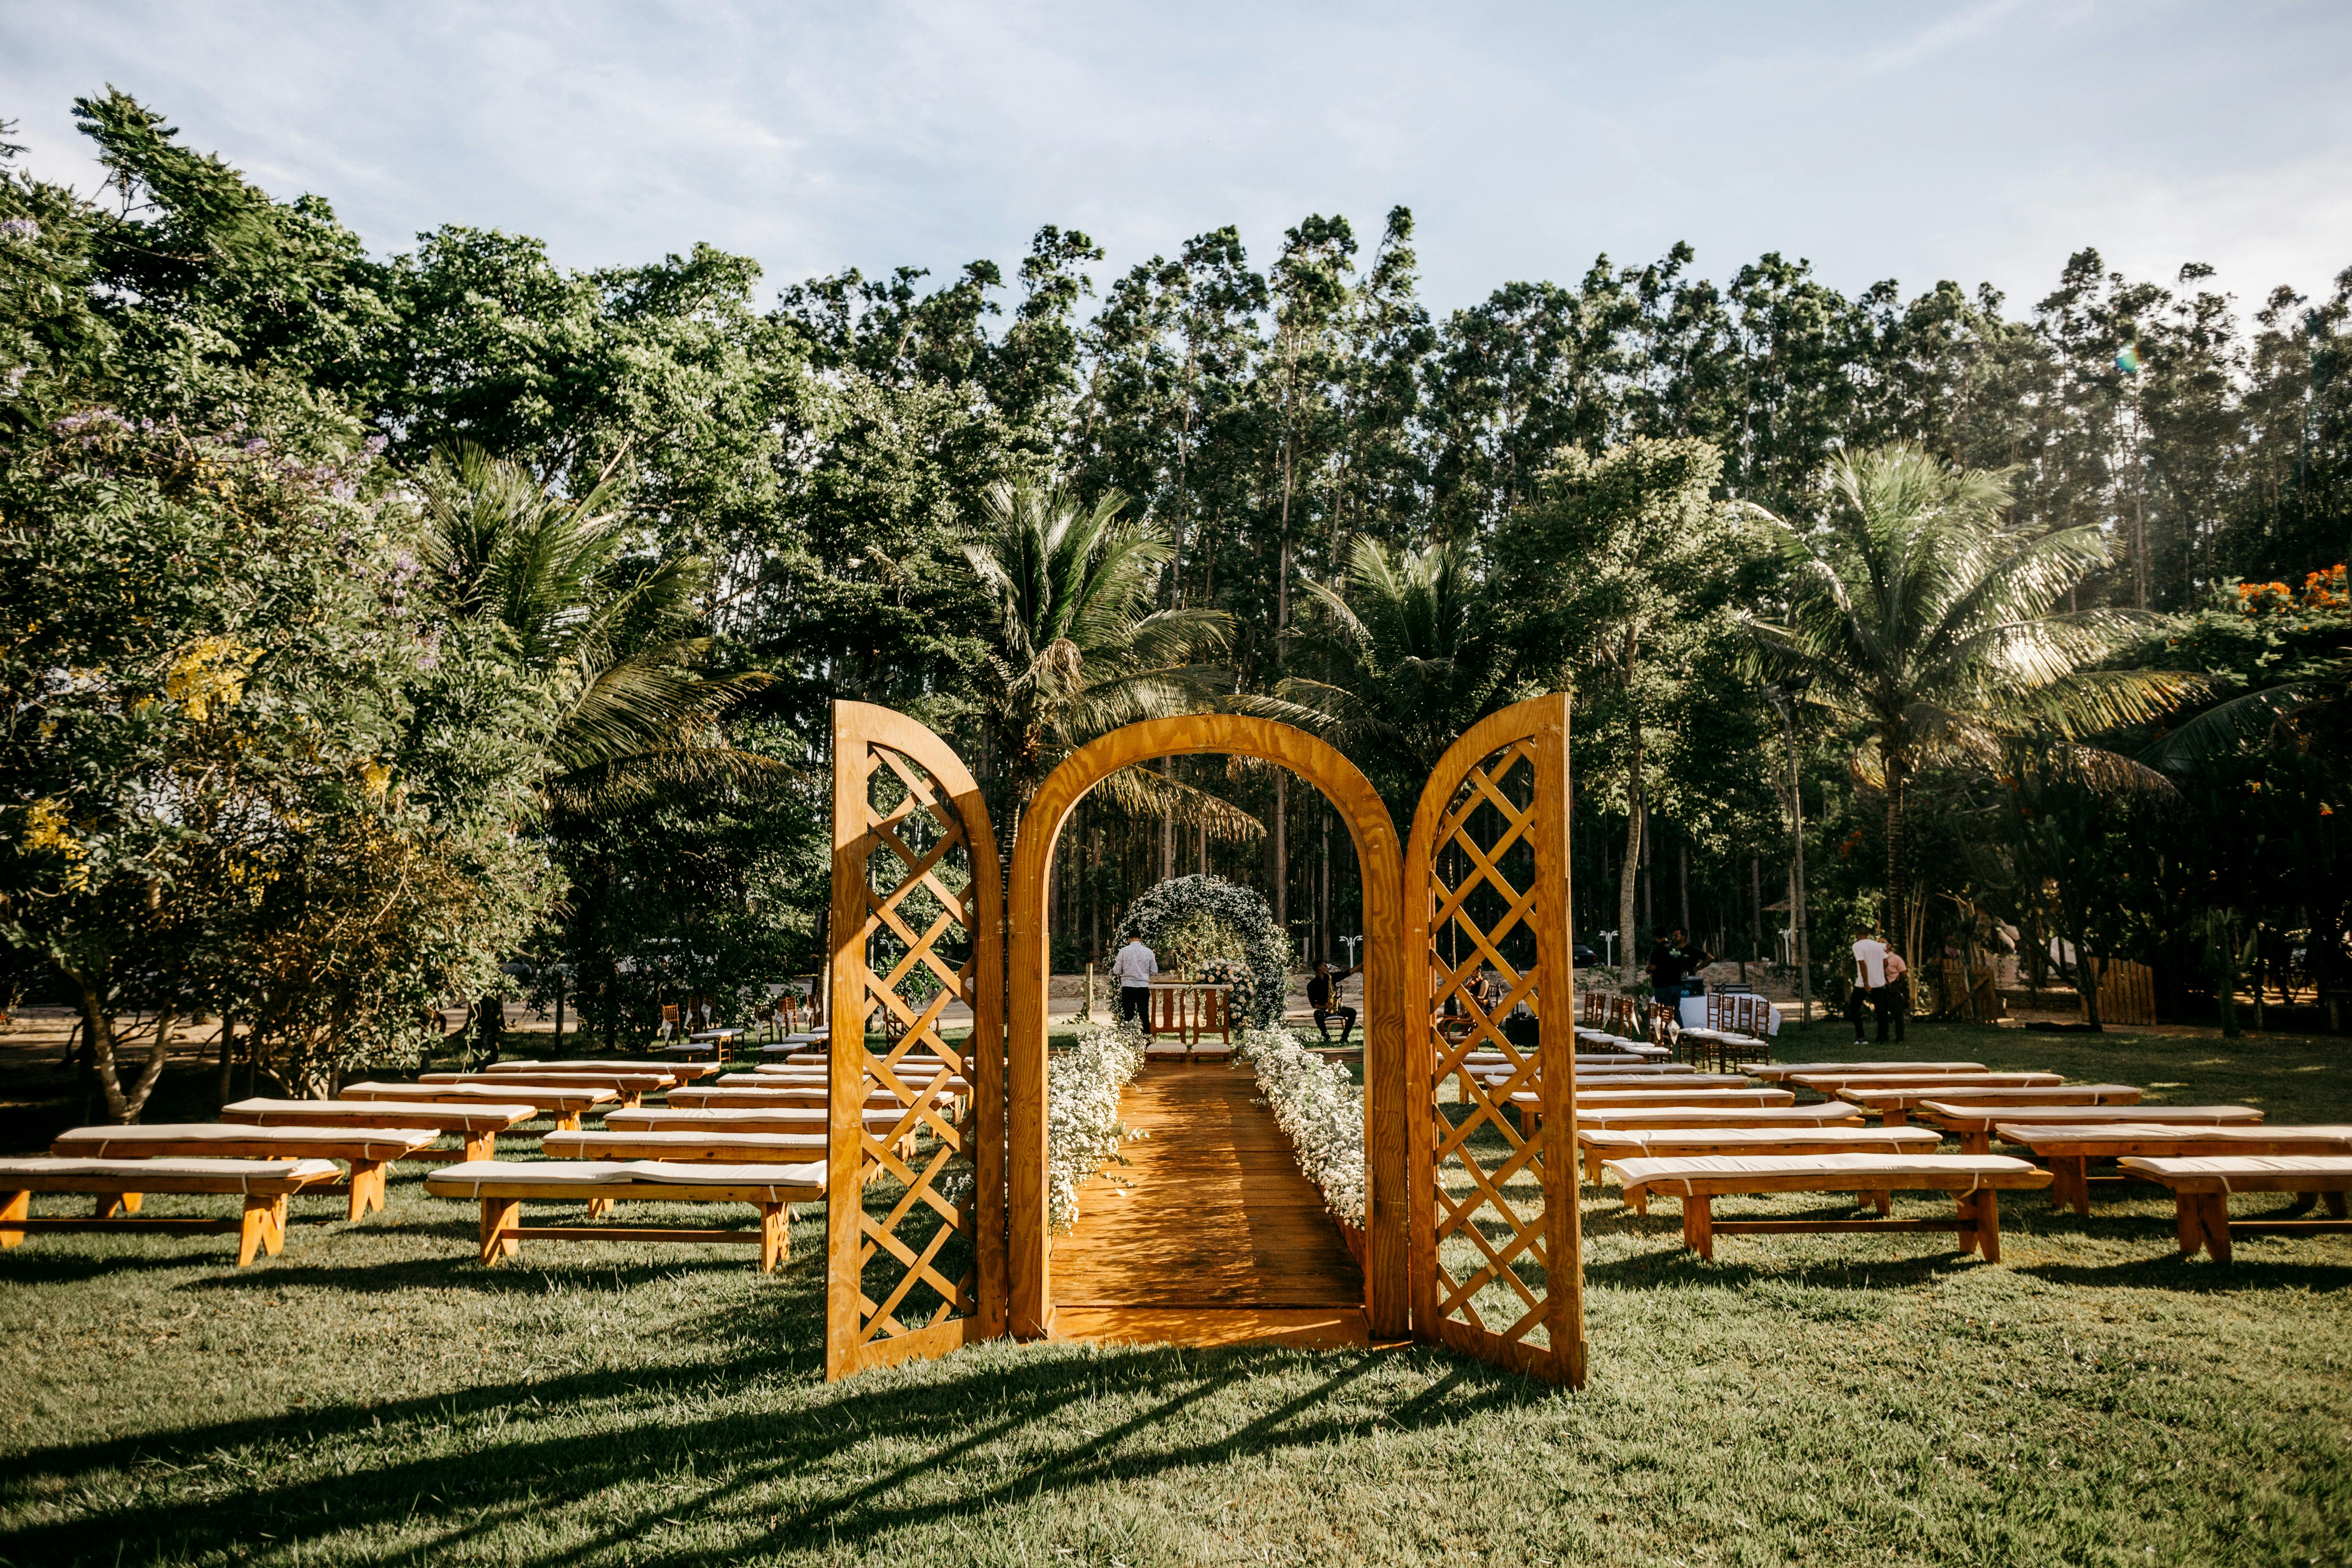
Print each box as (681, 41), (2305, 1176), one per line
(0, 1157), (342, 1183)
(428, 1159), (823, 1190)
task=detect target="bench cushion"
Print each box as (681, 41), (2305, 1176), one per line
(343, 1082), (611, 1106)
(1998, 1123), (2352, 1152)
(602, 1107), (903, 1131)
(0, 1157), (342, 1184)
(1580, 1128), (1945, 1154)
(51, 1125), (439, 1158)
(1577, 1104), (1865, 1129)
(424, 1159), (822, 1194)
(1604, 1152), (2049, 1195)
(543, 1131), (825, 1157)
(2117, 1155), (2352, 1189)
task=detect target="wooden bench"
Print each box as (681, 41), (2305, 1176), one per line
(481, 1058), (716, 1082)
(1789, 1070), (2058, 1097)
(1502, 1085), (1792, 1137)
(669, 1083), (953, 1111)
(340, 1081), (616, 1130)
(1842, 1082), (2142, 1127)
(49, 1125), (441, 1219)
(602, 1106), (903, 1134)
(221, 1098), (537, 1163)
(543, 1131), (824, 1161)
(2118, 1155), (2352, 1262)
(1601, 1153), (2053, 1261)
(421, 1160), (823, 1271)
(420, 1070), (672, 1107)
(1918, 1102), (2263, 1155)
(1749, 1061), (1984, 1085)
(1576, 1103), (1867, 1135)
(0, 1158), (344, 1265)
(1576, 1125), (1945, 1187)
(1997, 1123), (2352, 1215)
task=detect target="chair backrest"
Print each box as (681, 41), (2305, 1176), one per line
(1732, 994), (1771, 1036)
(661, 1004), (681, 1024)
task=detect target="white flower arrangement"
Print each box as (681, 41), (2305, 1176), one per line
(1045, 1015), (1147, 1233)
(1238, 1026), (1365, 1227)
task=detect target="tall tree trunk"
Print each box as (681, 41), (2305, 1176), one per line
(215, 1010), (236, 1106)
(1884, 753), (1910, 957)
(1271, 772), (1289, 938)
(1677, 839), (1690, 933)
(1617, 731), (1644, 989)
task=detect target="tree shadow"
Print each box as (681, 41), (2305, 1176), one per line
(0, 1338), (1519, 1565)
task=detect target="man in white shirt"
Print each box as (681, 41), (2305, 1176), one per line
(1110, 937), (1158, 1032)
(1849, 932), (1889, 1044)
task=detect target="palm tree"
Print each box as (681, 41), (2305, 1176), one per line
(1746, 443), (2189, 958)
(1275, 536), (1524, 823)
(419, 443), (775, 811)
(962, 479), (1243, 848)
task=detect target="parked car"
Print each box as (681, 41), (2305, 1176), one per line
(1570, 943), (1599, 968)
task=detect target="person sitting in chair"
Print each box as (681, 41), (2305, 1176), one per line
(1308, 959), (1361, 1045)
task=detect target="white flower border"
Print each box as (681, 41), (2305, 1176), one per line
(1238, 1026), (1365, 1228)
(1046, 1016), (1147, 1233)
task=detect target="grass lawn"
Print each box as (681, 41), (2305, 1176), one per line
(5, 1020), (2350, 1566)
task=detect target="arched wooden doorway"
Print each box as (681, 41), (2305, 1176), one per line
(1004, 716), (1409, 1342)
(827, 698), (1585, 1387)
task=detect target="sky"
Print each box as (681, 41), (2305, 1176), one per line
(4, 0), (2349, 320)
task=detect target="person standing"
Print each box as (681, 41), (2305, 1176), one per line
(1645, 928), (1709, 1013)
(1849, 929), (1890, 1044)
(1111, 935), (1158, 1034)
(1880, 948), (1910, 1043)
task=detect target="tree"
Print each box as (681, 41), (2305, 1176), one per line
(1498, 437), (1755, 974)
(961, 480), (1241, 847)
(419, 443), (775, 808)
(1747, 443), (2188, 957)
(0, 414), (551, 1113)
(1276, 537), (1523, 823)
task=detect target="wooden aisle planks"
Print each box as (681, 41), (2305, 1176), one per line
(1050, 1064), (1369, 1349)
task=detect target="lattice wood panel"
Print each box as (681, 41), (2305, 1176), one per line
(1405, 697), (1585, 1386)
(827, 703), (1005, 1380)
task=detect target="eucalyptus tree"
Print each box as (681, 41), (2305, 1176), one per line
(1746, 443), (2190, 957)
(1497, 436), (1754, 970)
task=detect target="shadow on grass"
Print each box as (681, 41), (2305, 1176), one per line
(2020, 1256), (2352, 1292)
(0, 1334), (1514, 1566)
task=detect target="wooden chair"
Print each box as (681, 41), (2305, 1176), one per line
(658, 1003), (682, 1043)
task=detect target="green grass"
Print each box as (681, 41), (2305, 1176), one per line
(5, 1021), (2350, 1566)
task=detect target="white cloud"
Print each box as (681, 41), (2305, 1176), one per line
(3, 0), (2346, 317)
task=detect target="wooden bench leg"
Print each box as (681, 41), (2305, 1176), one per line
(98, 1192), (145, 1218)
(1960, 1131), (1991, 1156)
(480, 1198), (522, 1264)
(585, 1197), (612, 1219)
(463, 1132), (495, 1163)
(2196, 1193), (2233, 1264)
(1955, 1193), (1981, 1256)
(347, 1161), (387, 1220)
(2049, 1157), (2089, 1215)
(2173, 1191), (2205, 1257)
(235, 1195), (287, 1266)
(0, 1189), (26, 1247)
(1868, 1191), (1892, 1217)
(759, 1201), (787, 1272)
(1882, 1108), (1908, 1129)
(1681, 1196), (1715, 1260)
(2327, 1192), (2349, 1219)
(557, 1113), (582, 1132)
(1585, 1148), (1603, 1186)
(1975, 1190), (2003, 1263)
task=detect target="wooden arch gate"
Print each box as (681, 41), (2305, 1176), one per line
(825, 697), (1585, 1387)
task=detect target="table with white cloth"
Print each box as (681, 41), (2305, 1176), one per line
(1677, 995), (1782, 1036)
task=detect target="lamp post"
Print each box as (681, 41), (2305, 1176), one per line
(1764, 679), (1814, 1029)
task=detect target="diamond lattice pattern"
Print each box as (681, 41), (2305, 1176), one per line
(1425, 741), (1552, 1350)
(853, 745), (982, 1350)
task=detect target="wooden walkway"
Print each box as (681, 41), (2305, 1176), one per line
(1050, 1063), (1368, 1349)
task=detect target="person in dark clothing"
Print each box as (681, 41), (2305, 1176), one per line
(1645, 929), (1710, 1011)
(1308, 960), (1360, 1044)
